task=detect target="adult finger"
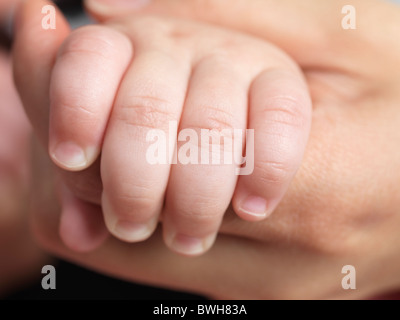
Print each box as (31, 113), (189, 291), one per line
(13, 0), (70, 145)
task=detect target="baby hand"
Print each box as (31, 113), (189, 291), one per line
(14, 0), (311, 256)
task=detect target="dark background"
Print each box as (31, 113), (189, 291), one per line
(5, 260), (204, 300)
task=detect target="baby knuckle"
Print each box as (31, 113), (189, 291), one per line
(59, 26), (122, 60)
(116, 96), (177, 130)
(196, 106), (239, 131)
(175, 209), (221, 233)
(177, 195), (226, 221)
(260, 96), (308, 130)
(255, 160), (292, 185)
(107, 184), (158, 218)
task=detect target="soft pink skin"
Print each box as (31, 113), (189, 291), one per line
(14, 0), (311, 255)
(49, 26), (133, 171)
(58, 182), (109, 252)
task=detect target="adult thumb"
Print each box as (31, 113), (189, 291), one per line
(84, 0), (333, 65)
(13, 0), (70, 146)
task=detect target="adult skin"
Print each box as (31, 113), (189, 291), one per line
(0, 0), (49, 297)
(0, 48), (49, 297)
(17, 0), (400, 299)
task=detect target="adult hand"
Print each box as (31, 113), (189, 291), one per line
(0, 0), (17, 22)
(27, 0), (400, 299)
(0, 49), (48, 297)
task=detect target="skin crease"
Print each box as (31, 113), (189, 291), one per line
(13, 0), (400, 299)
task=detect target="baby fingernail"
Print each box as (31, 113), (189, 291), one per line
(167, 232), (216, 256)
(239, 195), (269, 219)
(51, 142), (97, 171)
(114, 220), (154, 242)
